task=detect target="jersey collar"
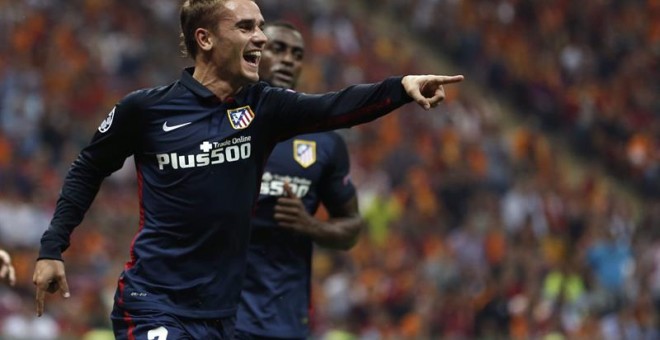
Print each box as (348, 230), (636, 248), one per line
(180, 67), (218, 101)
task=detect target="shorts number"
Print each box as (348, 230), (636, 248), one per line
(147, 326), (168, 340)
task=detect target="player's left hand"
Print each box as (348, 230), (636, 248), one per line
(0, 249), (16, 286)
(274, 182), (319, 233)
(402, 74), (464, 110)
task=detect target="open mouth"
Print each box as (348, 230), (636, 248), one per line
(243, 51), (261, 66)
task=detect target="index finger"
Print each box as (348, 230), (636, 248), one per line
(36, 284), (46, 317)
(429, 75), (464, 85)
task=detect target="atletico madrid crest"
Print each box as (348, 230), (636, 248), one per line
(293, 139), (316, 168)
(227, 106), (255, 130)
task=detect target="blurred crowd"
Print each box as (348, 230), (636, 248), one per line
(0, 0), (657, 339)
(371, 0), (660, 199)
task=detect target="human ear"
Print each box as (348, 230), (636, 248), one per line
(195, 28), (214, 52)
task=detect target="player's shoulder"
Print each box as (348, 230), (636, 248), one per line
(318, 131), (348, 148)
(120, 83), (178, 109)
(324, 131), (348, 144)
(244, 81), (297, 98)
(296, 131), (348, 151)
(235, 81), (275, 106)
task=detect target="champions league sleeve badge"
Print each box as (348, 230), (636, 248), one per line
(227, 106), (255, 130)
(98, 107), (116, 133)
(293, 139), (316, 168)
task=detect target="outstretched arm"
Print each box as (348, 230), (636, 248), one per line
(0, 249), (16, 286)
(261, 74), (464, 141)
(274, 183), (363, 250)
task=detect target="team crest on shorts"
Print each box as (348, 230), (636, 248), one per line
(227, 106), (255, 130)
(293, 139), (316, 168)
(98, 107), (116, 133)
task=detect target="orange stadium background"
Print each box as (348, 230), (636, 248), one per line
(0, 0), (658, 339)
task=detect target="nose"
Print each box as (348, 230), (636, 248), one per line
(253, 27), (267, 48)
(281, 51), (295, 65)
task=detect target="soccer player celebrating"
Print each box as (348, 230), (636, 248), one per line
(32, 0), (463, 338)
(234, 22), (363, 339)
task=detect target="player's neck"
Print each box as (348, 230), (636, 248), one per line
(192, 64), (243, 102)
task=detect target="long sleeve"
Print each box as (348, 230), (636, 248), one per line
(256, 76), (412, 142)
(38, 94), (141, 260)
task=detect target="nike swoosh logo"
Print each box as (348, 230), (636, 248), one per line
(162, 121), (192, 132)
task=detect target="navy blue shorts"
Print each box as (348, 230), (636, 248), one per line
(111, 304), (235, 340)
(233, 329), (305, 340)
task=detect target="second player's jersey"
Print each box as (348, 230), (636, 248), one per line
(38, 68), (410, 319)
(237, 132), (355, 338)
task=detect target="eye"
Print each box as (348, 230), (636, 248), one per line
(269, 42), (286, 53)
(236, 20), (256, 32)
(293, 49), (304, 61)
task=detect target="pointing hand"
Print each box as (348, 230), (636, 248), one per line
(402, 74), (464, 110)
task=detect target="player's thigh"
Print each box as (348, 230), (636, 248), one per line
(111, 307), (190, 340)
(234, 329), (304, 340)
(111, 306), (235, 340)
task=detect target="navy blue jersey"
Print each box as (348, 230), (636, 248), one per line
(38, 68), (410, 319)
(236, 132), (354, 337)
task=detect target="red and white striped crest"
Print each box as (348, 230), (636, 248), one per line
(227, 106), (255, 130)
